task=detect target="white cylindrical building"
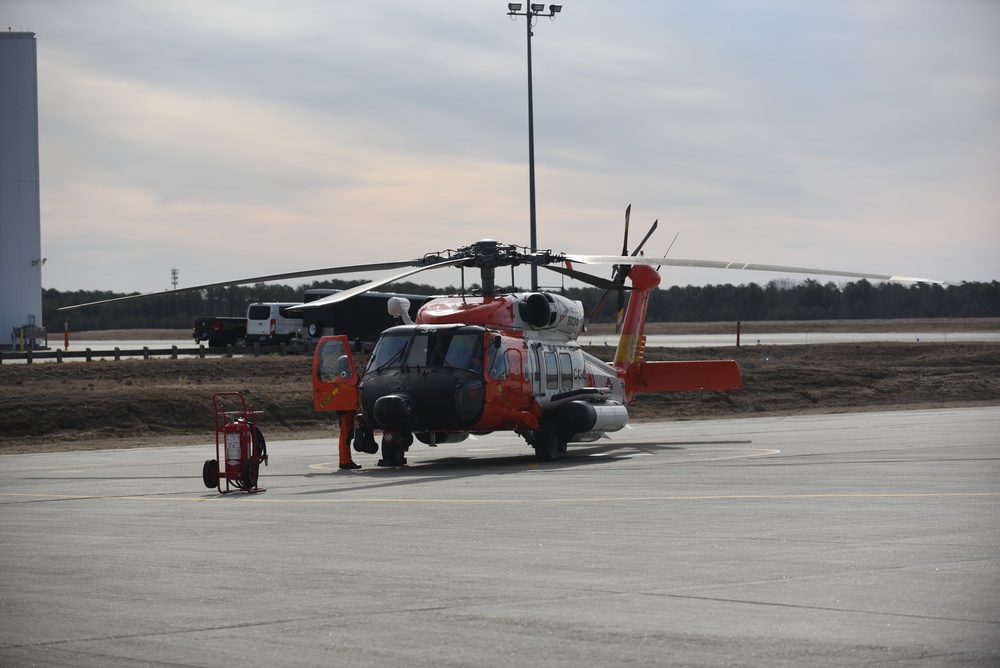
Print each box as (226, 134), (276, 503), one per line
(0, 31), (44, 349)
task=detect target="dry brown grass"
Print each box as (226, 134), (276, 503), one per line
(3, 319), (997, 454)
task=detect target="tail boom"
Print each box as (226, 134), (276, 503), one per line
(612, 264), (743, 403)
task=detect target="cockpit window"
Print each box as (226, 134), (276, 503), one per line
(440, 333), (482, 371)
(367, 333), (409, 371)
(367, 331), (484, 374)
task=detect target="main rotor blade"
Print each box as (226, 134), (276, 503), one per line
(540, 264), (634, 292)
(57, 259), (424, 311)
(561, 254), (949, 284)
(587, 289), (612, 322)
(290, 258), (465, 310)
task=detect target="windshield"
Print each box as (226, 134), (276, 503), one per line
(367, 331), (483, 373)
(368, 333), (409, 371)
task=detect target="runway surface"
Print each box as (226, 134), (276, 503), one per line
(1, 407), (998, 667)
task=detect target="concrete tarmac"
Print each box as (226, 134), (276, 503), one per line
(1, 407), (997, 667)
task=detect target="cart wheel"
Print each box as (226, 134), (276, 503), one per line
(252, 425), (267, 460)
(241, 458), (259, 490)
(202, 459), (219, 488)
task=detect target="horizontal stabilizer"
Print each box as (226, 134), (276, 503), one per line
(626, 360), (743, 395)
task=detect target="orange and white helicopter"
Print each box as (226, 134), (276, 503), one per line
(309, 239), (746, 466)
(61, 208), (944, 466)
(302, 218), (943, 466)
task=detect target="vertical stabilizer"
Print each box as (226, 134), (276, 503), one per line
(613, 265), (660, 376)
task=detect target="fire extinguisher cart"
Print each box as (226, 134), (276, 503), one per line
(202, 392), (268, 493)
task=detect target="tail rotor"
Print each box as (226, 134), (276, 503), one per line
(588, 205), (658, 332)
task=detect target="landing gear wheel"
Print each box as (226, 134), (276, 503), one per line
(202, 459), (219, 488)
(241, 458), (259, 490)
(533, 427), (559, 462)
(378, 442), (407, 467)
(378, 433), (410, 467)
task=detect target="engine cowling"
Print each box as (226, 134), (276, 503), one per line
(513, 292), (585, 338)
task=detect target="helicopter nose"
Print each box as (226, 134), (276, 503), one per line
(363, 372), (486, 431)
(373, 394), (413, 428)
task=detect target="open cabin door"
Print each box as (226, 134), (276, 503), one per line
(312, 335), (360, 412)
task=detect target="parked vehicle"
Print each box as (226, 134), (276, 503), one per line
(192, 316), (247, 348)
(299, 289), (431, 347)
(246, 302), (303, 345)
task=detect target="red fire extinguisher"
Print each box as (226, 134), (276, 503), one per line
(204, 393), (267, 493)
(224, 418), (254, 485)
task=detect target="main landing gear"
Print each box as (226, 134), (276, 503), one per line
(529, 424), (568, 463)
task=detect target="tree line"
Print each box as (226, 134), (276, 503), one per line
(43, 278), (1000, 331)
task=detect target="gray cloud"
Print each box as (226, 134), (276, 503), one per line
(5, 0), (997, 292)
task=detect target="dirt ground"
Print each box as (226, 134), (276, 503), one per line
(2, 319), (997, 454)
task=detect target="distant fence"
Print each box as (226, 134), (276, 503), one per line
(0, 343), (308, 364)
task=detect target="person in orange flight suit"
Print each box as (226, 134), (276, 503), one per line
(337, 410), (360, 470)
(312, 336), (362, 471)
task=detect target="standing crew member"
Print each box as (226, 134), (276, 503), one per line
(338, 410), (360, 470)
(312, 336), (363, 472)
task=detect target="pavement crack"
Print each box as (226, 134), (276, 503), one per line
(643, 592), (1000, 625)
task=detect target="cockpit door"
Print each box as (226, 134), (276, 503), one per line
(312, 335), (359, 412)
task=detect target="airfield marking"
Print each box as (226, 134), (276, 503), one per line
(2, 491), (998, 505)
(0, 459), (194, 473)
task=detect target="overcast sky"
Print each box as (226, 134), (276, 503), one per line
(8, 0), (999, 294)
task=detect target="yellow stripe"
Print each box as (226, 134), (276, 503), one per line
(2, 492), (997, 504)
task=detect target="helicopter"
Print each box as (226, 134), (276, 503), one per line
(300, 215), (946, 466)
(60, 208), (946, 466)
(309, 242), (744, 465)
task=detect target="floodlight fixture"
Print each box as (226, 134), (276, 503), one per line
(507, 3), (521, 11)
(550, 4), (562, 12)
(530, 4), (545, 12)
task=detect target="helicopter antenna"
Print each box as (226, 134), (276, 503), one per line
(657, 232), (680, 271)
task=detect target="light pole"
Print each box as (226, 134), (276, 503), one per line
(507, 3), (562, 291)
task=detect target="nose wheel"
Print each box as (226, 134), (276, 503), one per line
(378, 431), (412, 467)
